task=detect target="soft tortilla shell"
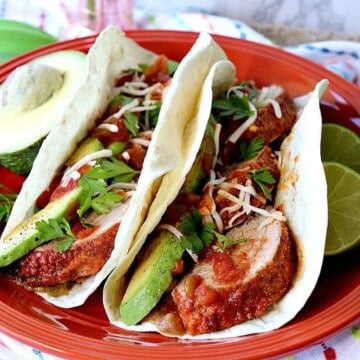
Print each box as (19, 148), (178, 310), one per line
(2, 26), (156, 239)
(103, 58), (237, 328)
(103, 74), (329, 338)
(34, 31), (232, 308)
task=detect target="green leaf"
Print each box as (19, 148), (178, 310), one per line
(249, 168), (276, 200)
(77, 188), (93, 218)
(79, 175), (107, 195)
(212, 93), (254, 120)
(55, 238), (75, 252)
(146, 101), (162, 128)
(91, 191), (123, 214)
(138, 63), (149, 72)
(239, 137), (264, 160)
(214, 231), (247, 251)
(35, 217), (75, 243)
(178, 210), (217, 255)
(124, 111), (139, 136)
(0, 191), (17, 222)
(167, 60), (179, 75)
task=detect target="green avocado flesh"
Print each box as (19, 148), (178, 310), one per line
(66, 137), (104, 166)
(0, 50), (86, 174)
(0, 187), (82, 267)
(181, 119), (216, 193)
(0, 137), (104, 266)
(120, 230), (184, 325)
(0, 137), (43, 174)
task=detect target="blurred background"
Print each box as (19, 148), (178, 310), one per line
(1, 0), (360, 44)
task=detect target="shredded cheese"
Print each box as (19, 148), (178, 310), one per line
(227, 102), (257, 144)
(122, 151), (130, 162)
(212, 123), (222, 169)
(129, 138), (151, 147)
(158, 224), (183, 239)
(97, 123), (119, 132)
(113, 98), (139, 119)
(107, 182), (137, 191)
(61, 149), (113, 187)
(118, 82), (162, 97)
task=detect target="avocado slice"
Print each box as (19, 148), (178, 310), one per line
(119, 119), (218, 325)
(0, 136), (107, 266)
(66, 137), (104, 166)
(181, 118), (216, 193)
(0, 50), (86, 174)
(0, 186), (82, 267)
(120, 230), (184, 325)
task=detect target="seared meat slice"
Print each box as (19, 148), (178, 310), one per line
(12, 223), (119, 288)
(153, 212), (296, 336)
(220, 90), (297, 164)
(198, 146), (280, 230)
(9, 200), (130, 289)
(241, 91), (297, 144)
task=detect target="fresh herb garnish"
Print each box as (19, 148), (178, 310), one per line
(138, 63), (149, 73)
(90, 191), (123, 215)
(77, 158), (138, 217)
(212, 93), (254, 120)
(146, 100), (162, 128)
(178, 209), (246, 254)
(124, 111), (139, 136)
(167, 60), (179, 75)
(55, 238), (76, 252)
(0, 191), (17, 222)
(178, 210), (214, 254)
(35, 217), (75, 252)
(249, 168), (276, 200)
(214, 231), (247, 251)
(239, 137), (264, 160)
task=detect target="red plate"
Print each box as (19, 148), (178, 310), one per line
(0, 30), (359, 360)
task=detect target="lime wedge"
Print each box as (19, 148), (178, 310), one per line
(323, 161), (360, 255)
(321, 123), (360, 173)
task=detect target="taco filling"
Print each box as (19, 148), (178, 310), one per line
(3, 55), (174, 292)
(105, 77), (327, 338)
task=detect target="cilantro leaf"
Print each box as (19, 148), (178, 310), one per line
(91, 191), (123, 214)
(0, 191), (17, 222)
(55, 238), (75, 252)
(77, 158), (135, 217)
(214, 231), (247, 251)
(212, 93), (254, 120)
(79, 175), (107, 195)
(138, 63), (149, 73)
(146, 101), (162, 128)
(167, 60), (179, 75)
(239, 138), (264, 160)
(35, 217), (75, 244)
(178, 210), (214, 255)
(249, 168), (276, 200)
(124, 111), (139, 136)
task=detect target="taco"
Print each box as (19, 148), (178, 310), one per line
(103, 50), (329, 338)
(0, 26), (234, 308)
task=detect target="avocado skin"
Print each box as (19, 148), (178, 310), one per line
(0, 137), (43, 175)
(0, 187), (81, 267)
(120, 230), (184, 325)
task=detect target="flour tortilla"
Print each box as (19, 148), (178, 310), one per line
(103, 70), (328, 338)
(1, 27), (233, 308)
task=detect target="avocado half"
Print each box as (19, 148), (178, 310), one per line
(0, 50), (86, 174)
